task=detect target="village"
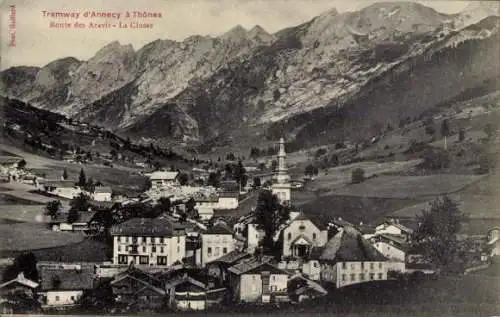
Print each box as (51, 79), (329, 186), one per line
(0, 130), (499, 315)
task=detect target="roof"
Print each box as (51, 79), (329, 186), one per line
(195, 196), (219, 203)
(42, 180), (76, 188)
(203, 223), (233, 235)
(371, 234), (410, 252)
(207, 251), (251, 265)
(0, 273), (39, 289)
(93, 186), (112, 194)
(50, 211), (96, 224)
(219, 192), (239, 198)
(111, 265), (164, 292)
(319, 226), (387, 263)
(164, 275), (206, 291)
(228, 256), (288, 275)
(291, 234), (314, 246)
(39, 265), (95, 291)
(0, 156), (23, 165)
(110, 215), (187, 237)
(308, 247), (324, 260)
(148, 171), (179, 180)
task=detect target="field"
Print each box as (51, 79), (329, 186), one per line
(0, 222), (85, 253)
(330, 174), (485, 199)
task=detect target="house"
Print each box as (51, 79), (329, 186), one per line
(201, 223), (235, 266)
(42, 180), (81, 199)
(50, 211), (97, 232)
(38, 263), (95, 308)
(486, 227), (500, 256)
(195, 196), (219, 209)
(280, 212), (329, 259)
(287, 273), (327, 303)
(110, 215), (187, 267)
(110, 264), (166, 310)
(164, 274), (226, 311)
(91, 186), (112, 202)
(206, 251), (252, 284)
(217, 192), (239, 210)
(246, 223), (264, 254)
(147, 171), (179, 190)
(318, 226), (389, 288)
(228, 256), (290, 303)
(196, 206), (214, 221)
(369, 234), (407, 272)
(0, 156), (22, 174)
(0, 272), (39, 299)
(374, 220), (413, 241)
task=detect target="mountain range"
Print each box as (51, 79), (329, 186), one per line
(1, 1), (499, 152)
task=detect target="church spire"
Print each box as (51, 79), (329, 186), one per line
(272, 137), (291, 204)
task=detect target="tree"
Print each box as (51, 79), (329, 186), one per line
(233, 160), (248, 188)
(2, 252), (39, 282)
(17, 159), (27, 169)
(420, 148), (450, 170)
(77, 168), (87, 187)
(185, 197), (196, 217)
(254, 190), (290, 255)
(84, 178), (95, 193)
(156, 197), (171, 215)
(484, 123), (495, 140)
(253, 177), (261, 188)
(331, 154), (339, 167)
(304, 164), (314, 177)
(351, 168), (365, 184)
(207, 172), (221, 188)
(271, 160), (278, 171)
(178, 173), (189, 186)
(45, 200), (61, 220)
(411, 196), (469, 271)
(314, 148), (327, 159)
(62, 168), (68, 180)
(458, 128), (466, 142)
(441, 119), (450, 149)
(67, 193), (90, 223)
(425, 124), (436, 137)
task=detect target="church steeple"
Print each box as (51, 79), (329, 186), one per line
(272, 137), (291, 204)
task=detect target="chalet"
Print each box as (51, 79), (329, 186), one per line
(318, 226), (388, 288)
(164, 274), (226, 311)
(201, 222), (235, 266)
(374, 220), (413, 241)
(147, 171), (179, 190)
(91, 186), (112, 202)
(206, 251), (252, 283)
(110, 216), (187, 267)
(196, 206), (214, 221)
(280, 212), (329, 259)
(486, 228), (500, 256)
(42, 180), (81, 199)
(0, 156), (22, 173)
(0, 272), (39, 299)
(287, 274), (327, 303)
(110, 265), (166, 310)
(369, 234), (407, 272)
(228, 256), (290, 303)
(195, 196), (219, 209)
(38, 263), (95, 308)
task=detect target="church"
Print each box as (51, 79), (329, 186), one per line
(271, 137), (291, 205)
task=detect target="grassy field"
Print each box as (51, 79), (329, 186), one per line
(330, 174), (485, 199)
(0, 222), (85, 252)
(30, 238), (111, 263)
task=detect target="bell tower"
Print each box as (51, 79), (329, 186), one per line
(271, 137), (291, 204)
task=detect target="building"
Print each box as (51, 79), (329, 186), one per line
(110, 216), (187, 267)
(374, 220), (413, 241)
(42, 180), (81, 199)
(50, 212), (97, 232)
(228, 256), (290, 303)
(318, 226), (388, 288)
(0, 156), (22, 175)
(369, 234), (407, 272)
(196, 206), (214, 221)
(164, 274), (226, 311)
(195, 196), (219, 209)
(271, 138), (291, 205)
(147, 171), (180, 190)
(91, 186), (112, 202)
(201, 223), (236, 266)
(486, 227), (500, 257)
(246, 223), (264, 254)
(0, 272), (39, 299)
(206, 251), (252, 284)
(217, 192), (239, 210)
(110, 265), (166, 310)
(280, 212), (329, 259)
(38, 263), (95, 308)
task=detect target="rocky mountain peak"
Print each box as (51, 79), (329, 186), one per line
(453, 1), (500, 30)
(221, 24), (249, 41)
(248, 24), (275, 43)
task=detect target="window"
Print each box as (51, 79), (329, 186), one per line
(361, 262), (364, 270)
(55, 296), (60, 301)
(312, 233), (316, 240)
(378, 263), (382, 269)
(223, 247), (228, 254)
(152, 246), (157, 253)
(350, 263), (355, 270)
(143, 237), (147, 243)
(342, 274), (346, 281)
(160, 237), (164, 243)
(342, 262), (346, 269)
(70, 296), (75, 301)
(157, 256), (167, 265)
(359, 273), (365, 281)
(370, 273), (375, 280)
(160, 246), (164, 253)
(350, 274), (356, 281)
(118, 255), (128, 264)
(378, 273), (383, 279)
(142, 246), (146, 252)
(370, 263), (374, 270)
(313, 262), (318, 268)
(126, 237), (130, 243)
(207, 247), (212, 254)
(288, 233), (292, 240)
(132, 236), (137, 243)
(299, 225), (306, 231)
(139, 256), (149, 264)
(118, 245), (121, 252)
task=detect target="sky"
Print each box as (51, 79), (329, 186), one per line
(0, 0), (471, 70)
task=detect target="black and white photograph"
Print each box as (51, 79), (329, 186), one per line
(0, 0), (499, 316)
